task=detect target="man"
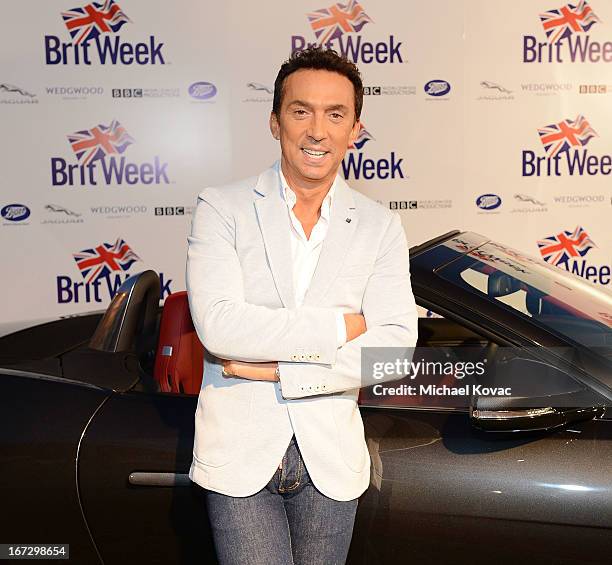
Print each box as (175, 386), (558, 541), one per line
(187, 47), (418, 565)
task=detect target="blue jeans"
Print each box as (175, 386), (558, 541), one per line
(204, 435), (359, 565)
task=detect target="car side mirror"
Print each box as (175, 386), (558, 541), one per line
(470, 395), (603, 432)
(468, 356), (605, 432)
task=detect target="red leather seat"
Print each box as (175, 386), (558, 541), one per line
(153, 291), (204, 395)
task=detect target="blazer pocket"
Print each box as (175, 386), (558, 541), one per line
(193, 383), (253, 467)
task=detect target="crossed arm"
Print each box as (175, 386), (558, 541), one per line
(186, 188), (418, 399)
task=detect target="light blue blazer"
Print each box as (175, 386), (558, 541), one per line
(187, 162), (418, 501)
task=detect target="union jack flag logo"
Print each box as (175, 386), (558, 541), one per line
(349, 123), (374, 150)
(68, 120), (135, 166)
(539, 0), (600, 44)
(537, 114), (597, 157)
(307, 0), (373, 45)
(62, 0), (130, 45)
(73, 238), (140, 283)
(537, 226), (596, 266)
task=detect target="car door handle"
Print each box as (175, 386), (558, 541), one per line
(128, 472), (191, 487)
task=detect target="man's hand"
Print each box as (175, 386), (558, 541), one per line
(344, 313), (367, 342)
(221, 359), (279, 381)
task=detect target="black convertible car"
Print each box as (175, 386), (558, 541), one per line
(1, 230), (611, 564)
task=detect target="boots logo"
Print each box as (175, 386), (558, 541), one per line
(292, 1), (404, 64)
(56, 237), (173, 303)
(522, 115), (612, 176)
(50, 120), (170, 187)
(342, 123), (405, 180)
(45, 0), (166, 65)
(523, 1), (611, 63)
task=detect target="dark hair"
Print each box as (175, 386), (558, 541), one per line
(272, 47), (363, 121)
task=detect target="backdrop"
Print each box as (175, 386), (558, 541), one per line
(1, 0), (610, 332)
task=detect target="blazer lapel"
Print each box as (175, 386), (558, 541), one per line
(253, 165), (296, 309)
(303, 175), (358, 306)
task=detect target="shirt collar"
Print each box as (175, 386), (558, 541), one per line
(278, 164), (337, 220)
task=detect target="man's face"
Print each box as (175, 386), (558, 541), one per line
(270, 69), (360, 188)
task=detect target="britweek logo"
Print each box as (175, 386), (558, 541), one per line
(291, 1), (404, 64)
(538, 226), (610, 285)
(44, 0), (166, 66)
(56, 237), (173, 303)
(522, 114), (612, 176)
(342, 123), (405, 180)
(51, 119), (170, 187)
(523, 0), (611, 63)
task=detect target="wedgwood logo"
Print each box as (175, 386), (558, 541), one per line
(46, 86), (104, 99)
(520, 82), (572, 96)
(90, 204), (147, 218)
(553, 194), (605, 206)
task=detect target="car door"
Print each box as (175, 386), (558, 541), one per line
(348, 318), (612, 565)
(77, 377), (216, 565)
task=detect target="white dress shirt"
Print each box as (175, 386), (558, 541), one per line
(278, 167), (347, 347)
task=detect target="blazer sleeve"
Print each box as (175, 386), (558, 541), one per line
(186, 187), (340, 363)
(277, 212), (419, 398)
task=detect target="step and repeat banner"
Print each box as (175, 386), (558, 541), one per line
(1, 0), (610, 330)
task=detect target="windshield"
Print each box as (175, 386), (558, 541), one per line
(435, 236), (612, 362)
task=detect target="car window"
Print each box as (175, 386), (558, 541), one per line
(437, 241), (612, 361)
